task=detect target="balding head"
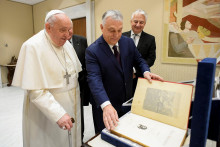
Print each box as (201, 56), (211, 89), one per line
(45, 10), (65, 23)
(45, 10), (72, 47)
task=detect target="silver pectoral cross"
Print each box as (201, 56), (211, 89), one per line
(64, 71), (71, 84)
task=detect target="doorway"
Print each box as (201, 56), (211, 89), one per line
(72, 17), (87, 38)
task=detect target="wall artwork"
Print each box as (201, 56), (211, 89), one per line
(162, 0), (220, 65)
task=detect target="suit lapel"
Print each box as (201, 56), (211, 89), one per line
(118, 38), (126, 73)
(127, 31), (131, 37)
(72, 36), (79, 52)
(99, 36), (123, 73)
(137, 32), (144, 50)
(124, 31), (131, 38)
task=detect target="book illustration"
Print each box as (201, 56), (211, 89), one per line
(143, 88), (181, 118)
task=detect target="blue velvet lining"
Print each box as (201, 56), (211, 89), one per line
(190, 58), (216, 147)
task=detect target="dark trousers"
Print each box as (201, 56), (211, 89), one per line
(132, 77), (138, 96)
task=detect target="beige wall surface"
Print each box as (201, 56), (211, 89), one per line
(1, 0), (219, 84)
(94, 0), (219, 82)
(0, 0), (33, 84)
(33, 0), (86, 33)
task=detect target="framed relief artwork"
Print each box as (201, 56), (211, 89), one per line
(162, 0), (220, 65)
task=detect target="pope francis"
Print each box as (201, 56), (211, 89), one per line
(12, 10), (82, 147)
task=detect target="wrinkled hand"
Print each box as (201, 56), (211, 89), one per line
(103, 104), (119, 130)
(57, 113), (73, 131)
(144, 72), (164, 83)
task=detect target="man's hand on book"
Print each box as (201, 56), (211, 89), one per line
(103, 104), (119, 130)
(144, 72), (164, 83)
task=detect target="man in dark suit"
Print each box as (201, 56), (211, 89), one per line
(123, 9), (156, 96)
(86, 10), (163, 134)
(69, 34), (90, 142)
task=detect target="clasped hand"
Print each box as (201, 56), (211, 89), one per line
(57, 113), (73, 131)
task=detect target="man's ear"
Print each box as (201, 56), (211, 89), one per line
(45, 23), (50, 32)
(100, 24), (103, 32)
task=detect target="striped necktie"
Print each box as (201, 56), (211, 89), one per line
(133, 34), (138, 45)
(132, 34), (138, 46)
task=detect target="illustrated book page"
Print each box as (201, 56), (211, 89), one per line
(132, 79), (193, 130)
(111, 78), (193, 147)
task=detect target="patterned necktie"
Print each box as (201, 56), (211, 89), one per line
(112, 45), (121, 66)
(133, 34), (138, 45)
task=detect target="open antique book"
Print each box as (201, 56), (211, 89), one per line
(110, 78), (193, 147)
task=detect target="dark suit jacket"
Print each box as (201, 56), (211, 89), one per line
(85, 35), (149, 110)
(122, 31), (156, 77)
(71, 35), (90, 106)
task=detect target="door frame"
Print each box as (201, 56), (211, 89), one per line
(61, 0), (95, 45)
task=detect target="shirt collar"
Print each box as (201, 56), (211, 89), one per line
(131, 30), (142, 37)
(109, 42), (119, 49)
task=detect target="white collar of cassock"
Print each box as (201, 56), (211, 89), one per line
(44, 30), (63, 49)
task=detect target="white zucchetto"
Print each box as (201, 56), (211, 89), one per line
(45, 10), (65, 23)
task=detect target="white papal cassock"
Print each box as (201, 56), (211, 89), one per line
(12, 30), (82, 147)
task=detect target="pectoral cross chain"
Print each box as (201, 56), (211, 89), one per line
(64, 71), (71, 84)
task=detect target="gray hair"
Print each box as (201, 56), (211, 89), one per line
(102, 10), (123, 26)
(131, 9), (147, 22)
(46, 15), (58, 27)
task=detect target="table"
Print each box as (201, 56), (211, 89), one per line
(0, 64), (16, 88)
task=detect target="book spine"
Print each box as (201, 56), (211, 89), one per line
(101, 131), (133, 147)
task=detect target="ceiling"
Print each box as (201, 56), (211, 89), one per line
(9, 0), (46, 5)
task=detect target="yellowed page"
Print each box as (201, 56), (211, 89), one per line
(131, 78), (193, 130)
